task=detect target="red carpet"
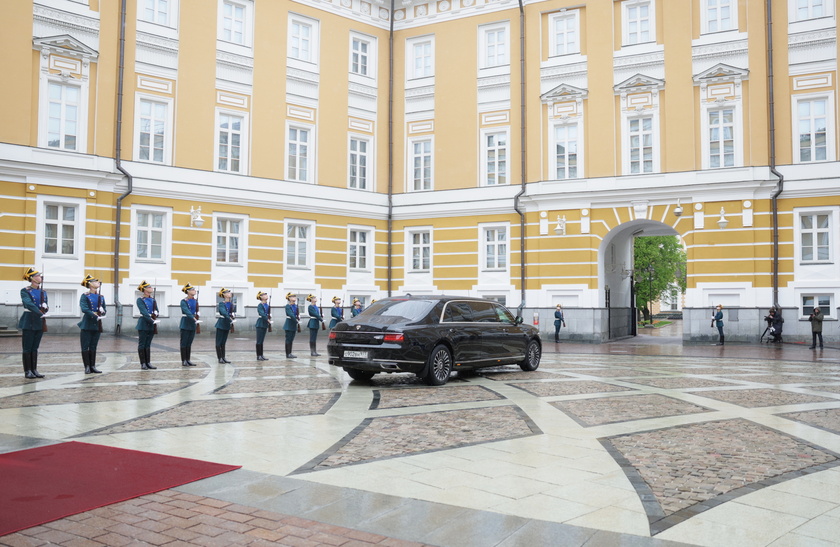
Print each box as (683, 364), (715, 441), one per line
(0, 441), (241, 536)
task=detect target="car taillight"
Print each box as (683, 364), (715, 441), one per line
(329, 332), (336, 340)
(383, 333), (404, 342)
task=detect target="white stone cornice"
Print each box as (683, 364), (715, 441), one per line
(33, 4), (99, 31)
(136, 32), (180, 53)
(286, 66), (320, 84)
(691, 39), (749, 61)
(216, 51), (254, 68)
(406, 85), (435, 97)
(788, 27), (837, 46)
(477, 74), (511, 88)
(349, 82), (378, 97)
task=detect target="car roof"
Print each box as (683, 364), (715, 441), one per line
(379, 295), (502, 304)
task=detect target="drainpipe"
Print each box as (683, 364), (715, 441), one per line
(113, 0), (133, 335)
(514, 0), (527, 316)
(766, 0), (783, 309)
(387, 0), (395, 297)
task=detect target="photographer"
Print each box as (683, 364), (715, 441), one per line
(808, 307), (824, 349)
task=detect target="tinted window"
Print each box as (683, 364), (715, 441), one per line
(443, 302), (473, 322)
(366, 299), (436, 323)
(494, 304), (516, 324)
(469, 301), (498, 322)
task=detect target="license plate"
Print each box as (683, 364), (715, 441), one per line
(344, 350), (368, 359)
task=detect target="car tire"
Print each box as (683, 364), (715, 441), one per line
(425, 345), (452, 386)
(519, 339), (541, 371)
(345, 368), (376, 382)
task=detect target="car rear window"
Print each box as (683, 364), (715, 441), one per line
(442, 302), (473, 322)
(469, 301), (499, 322)
(366, 299), (437, 323)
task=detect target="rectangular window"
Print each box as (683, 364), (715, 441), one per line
(705, 0), (733, 32)
(286, 224), (309, 268)
(797, 98), (828, 162)
(708, 108), (735, 168)
(217, 113), (243, 173)
(288, 126), (310, 182)
(552, 12), (578, 56)
(47, 82), (80, 151)
(796, 0), (825, 20)
(351, 37), (369, 76)
(138, 98), (168, 163)
(484, 28), (507, 67)
(484, 228), (507, 270)
(629, 117), (654, 173)
(412, 40), (433, 78)
(484, 132), (507, 186)
(554, 124), (578, 179)
(349, 230), (369, 270)
(411, 139), (432, 191)
(290, 20), (312, 61)
(221, 1), (245, 44)
(44, 204), (76, 256)
(216, 218), (241, 264)
(136, 211), (164, 260)
(349, 137), (369, 190)
(800, 213), (830, 262)
(410, 231), (431, 271)
(802, 295), (832, 318)
(142, 0), (169, 24)
(625, 1), (652, 45)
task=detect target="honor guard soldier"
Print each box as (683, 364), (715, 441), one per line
(78, 274), (105, 374)
(179, 283), (199, 366)
(306, 295), (325, 356)
(351, 298), (363, 317)
(283, 292), (300, 359)
(19, 267), (47, 379)
(329, 296), (344, 329)
(255, 291), (271, 361)
(136, 281), (158, 370)
(215, 288), (234, 364)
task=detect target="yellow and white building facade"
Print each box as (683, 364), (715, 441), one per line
(0, 0), (837, 343)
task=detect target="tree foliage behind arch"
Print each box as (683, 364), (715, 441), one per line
(634, 236), (687, 316)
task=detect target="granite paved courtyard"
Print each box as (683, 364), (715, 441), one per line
(2, 329), (840, 547)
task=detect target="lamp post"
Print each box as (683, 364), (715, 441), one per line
(647, 264), (655, 325)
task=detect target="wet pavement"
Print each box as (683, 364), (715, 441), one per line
(2, 324), (840, 546)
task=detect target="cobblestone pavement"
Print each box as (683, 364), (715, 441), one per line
(2, 333), (840, 546)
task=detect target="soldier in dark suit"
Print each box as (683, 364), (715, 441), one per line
(19, 267), (47, 379)
(329, 296), (343, 329)
(215, 288), (234, 364)
(179, 283), (199, 366)
(306, 294), (325, 356)
(78, 274), (105, 374)
(135, 281), (158, 370)
(255, 291), (271, 361)
(284, 292), (299, 359)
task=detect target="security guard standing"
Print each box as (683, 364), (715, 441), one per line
(78, 274), (105, 374)
(255, 291), (271, 361)
(329, 296), (343, 329)
(179, 283), (199, 366)
(351, 298), (363, 317)
(135, 281), (158, 370)
(284, 292), (300, 359)
(306, 294), (325, 356)
(19, 267), (47, 379)
(215, 288), (234, 364)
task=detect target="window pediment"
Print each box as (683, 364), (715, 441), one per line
(693, 63), (748, 85)
(33, 35), (98, 61)
(541, 83), (588, 104)
(614, 74), (664, 94)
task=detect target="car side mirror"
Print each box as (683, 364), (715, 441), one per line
(514, 316), (523, 325)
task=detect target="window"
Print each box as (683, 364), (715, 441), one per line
(484, 227), (507, 270)
(624, 0), (654, 45)
(628, 116), (654, 173)
(410, 38), (433, 79)
(46, 82), (81, 151)
(136, 211), (164, 261)
(410, 138), (432, 191)
(49, 290), (79, 317)
(550, 11), (579, 56)
(351, 37), (369, 76)
(349, 136), (370, 190)
(349, 229), (370, 270)
(708, 108), (735, 168)
(290, 18), (312, 62)
(483, 131), (508, 186)
(705, 0), (733, 32)
(141, 0), (170, 25)
(800, 213), (830, 262)
(287, 125), (311, 183)
(217, 112), (244, 173)
(796, 98), (828, 163)
(286, 223), (310, 268)
(221, 1), (245, 44)
(482, 26), (507, 68)
(216, 218), (241, 264)
(802, 295), (832, 318)
(795, 0), (826, 20)
(136, 97), (170, 164)
(554, 124), (579, 179)
(44, 204), (76, 256)
(409, 231), (431, 271)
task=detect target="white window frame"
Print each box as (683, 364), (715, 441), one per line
(551, 121), (582, 180)
(622, 0), (656, 46)
(478, 22), (510, 70)
(796, 209), (833, 264)
(285, 219), (315, 270)
(218, 0), (253, 47)
(38, 72), (90, 154)
(214, 215), (246, 266)
(700, 103), (743, 169)
(288, 13), (320, 70)
(801, 294), (834, 319)
(408, 136), (433, 192)
(42, 202), (79, 258)
(792, 92), (835, 164)
(622, 111), (660, 175)
(407, 35), (434, 81)
(134, 93), (174, 165)
(286, 122), (315, 183)
(348, 227), (373, 272)
(702, 0), (736, 34)
(481, 128), (509, 187)
(135, 209), (167, 263)
(44, 80), (83, 152)
(139, 0), (178, 27)
(215, 109), (249, 174)
(49, 290), (80, 317)
(407, 229), (432, 273)
(549, 10), (580, 56)
(36, 195), (86, 263)
(789, 0), (833, 22)
(349, 32), (376, 81)
(481, 224), (509, 272)
(348, 134), (373, 190)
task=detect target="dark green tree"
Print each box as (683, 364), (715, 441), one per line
(634, 236), (687, 323)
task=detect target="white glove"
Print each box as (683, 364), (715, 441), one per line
(96, 315), (102, 321)
(153, 320), (160, 325)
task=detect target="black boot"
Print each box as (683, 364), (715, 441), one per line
(186, 347), (196, 366)
(89, 350), (102, 373)
(82, 350), (92, 374)
(140, 348), (150, 370)
(220, 346), (231, 364)
(31, 352), (45, 378)
(257, 344), (268, 361)
(310, 341), (320, 357)
(216, 346), (224, 364)
(285, 342), (296, 359)
(181, 347), (190, 367)
(145, 347), (156, 369)
(23, 353), (36, 379)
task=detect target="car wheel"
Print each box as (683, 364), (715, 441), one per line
(345, 368), (376, 382)
(519, 340), (541, 371)
(425, 345), (452, 386)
